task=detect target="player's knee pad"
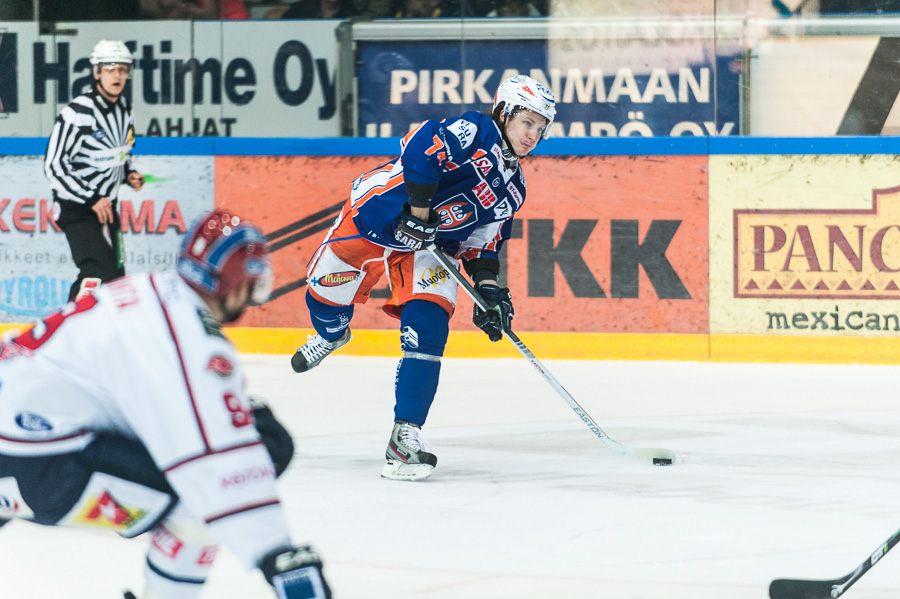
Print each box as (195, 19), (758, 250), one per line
(306, 291), (354, 341)
(251, 398), (294, 477)
(399, 300), (448, 358)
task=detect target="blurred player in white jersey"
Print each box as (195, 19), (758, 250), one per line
(0, 211), (330, 599)
(291, 75), (556, 481)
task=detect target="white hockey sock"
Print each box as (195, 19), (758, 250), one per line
(143, 505), (218, 599)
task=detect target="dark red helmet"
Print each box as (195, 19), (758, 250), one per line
(177, 211), (272, 305)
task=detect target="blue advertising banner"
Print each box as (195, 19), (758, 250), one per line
(357, 38), (741, 138)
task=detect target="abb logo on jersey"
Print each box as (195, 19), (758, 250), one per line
(473, 181), (497, 208)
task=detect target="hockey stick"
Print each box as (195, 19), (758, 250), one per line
(425, 244), (675, 465)
(769, 526), (900, 599)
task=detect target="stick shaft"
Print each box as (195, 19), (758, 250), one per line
(425, 244), (637, 457)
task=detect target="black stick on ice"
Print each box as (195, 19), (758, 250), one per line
(425, 244), (675, 465)
(769, 526), (900, 599)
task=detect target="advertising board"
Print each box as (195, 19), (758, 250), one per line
(0, 154), (213, 321)
(710, 153), (900, 336)
(218, 154), (710, 334)
(356, 36), (741, 139)
(0, 21), (340, 137)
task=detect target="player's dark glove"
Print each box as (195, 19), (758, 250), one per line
(393, 203), (439, 251)
(251, 398), (294, 477)
(473, 284), (513, 342)
(260, 545), (332, 599)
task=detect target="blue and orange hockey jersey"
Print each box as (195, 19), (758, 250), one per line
(347, 111), (527, 266)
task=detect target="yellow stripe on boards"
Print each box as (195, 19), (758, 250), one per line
(1, 323), (895, 365)
(222, 328), (900, 365)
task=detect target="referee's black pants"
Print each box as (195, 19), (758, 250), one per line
(54, 197), (126, 301)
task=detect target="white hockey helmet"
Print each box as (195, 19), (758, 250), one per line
(89, 40), (134, 68)
(493, 75), (556, 139)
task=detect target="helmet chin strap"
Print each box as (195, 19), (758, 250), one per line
(498, 113), (521, 168)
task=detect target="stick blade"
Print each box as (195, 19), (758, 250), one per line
(769, 578), (841, 599)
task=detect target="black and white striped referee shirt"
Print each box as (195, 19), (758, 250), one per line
(44, 86), (136, 206)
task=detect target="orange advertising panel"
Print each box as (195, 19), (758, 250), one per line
(217, 154), (709, 334)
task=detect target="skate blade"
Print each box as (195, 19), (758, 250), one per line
(380, 461), (433, 481)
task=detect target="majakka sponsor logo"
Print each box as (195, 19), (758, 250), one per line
(313, 271), (358, 287)
(734, 186), (900, 299)
(417, 266), (450, 290)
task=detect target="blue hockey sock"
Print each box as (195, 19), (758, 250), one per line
(306, 291), (354, 342)
(394, 300), (449, 426)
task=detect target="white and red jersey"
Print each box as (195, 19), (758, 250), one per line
(0, 271), (291, 569)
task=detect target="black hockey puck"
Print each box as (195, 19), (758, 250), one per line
(653, 458), (673, 466)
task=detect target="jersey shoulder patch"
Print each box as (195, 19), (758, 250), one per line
(445, 118), (477, 150)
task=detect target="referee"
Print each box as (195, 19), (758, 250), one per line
(44, 39), (144, 302)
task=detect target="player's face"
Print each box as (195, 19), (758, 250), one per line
(503, 110), (549, 157)
(94, 63), (130, 99)
(220, 279), (253, 324)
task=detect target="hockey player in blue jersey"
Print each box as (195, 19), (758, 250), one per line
(291, 75), (556, 481)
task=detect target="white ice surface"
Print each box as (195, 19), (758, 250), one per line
(2, 356), (900, 599)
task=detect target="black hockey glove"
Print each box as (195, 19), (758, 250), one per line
(393, 203), (439, 251)
(251, 398), (295, 478)
(261, 545), (332, 599)
(473, 284), (513, 342)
